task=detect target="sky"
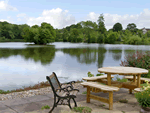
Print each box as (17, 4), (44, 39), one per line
(0, 0), (150, 30)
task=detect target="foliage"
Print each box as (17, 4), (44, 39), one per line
(126, 23), (137, 33)
(41, 105), (50, 110)
(96, 74), (104, 76)
(121, 51), (150, 78)
(106, 32), (118, 44)
(135, 88), (150, 108)
(1, 18), (150, 45)
(113, 22), (123, 32)
(115, 75), (128, 82)
(97, 13), (106, 34)
(73, 106), (92, 113)
(126, 35), (142, 45)
(87, 72), (94, 77)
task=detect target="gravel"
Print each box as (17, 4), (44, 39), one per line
(0, 83), (82, 101)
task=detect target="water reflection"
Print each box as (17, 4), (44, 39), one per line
(109, 50), (122, 61)
(0, 42), (150, 91)
(0, 46), (55, 65)
(60, 48), (98, 64)
(97, 47), (107, 68)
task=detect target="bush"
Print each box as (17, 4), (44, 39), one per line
(126, 35), (142, 45)
(106, 32), (117, 44)
(120, 51), (150, 78)
(135, 88), (150, 108)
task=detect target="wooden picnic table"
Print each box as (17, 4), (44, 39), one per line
(98, 66), (148, 93)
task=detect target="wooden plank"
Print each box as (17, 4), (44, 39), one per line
(87, 86), (90, 103)
(109, 92), (113, 110)
(90, 94), (109, 104)
(81, 82), (119, 91)
(107, 73), (111, 86)
(82, 75), (114, 81)
(98, 67), (148, 75)
(125, 76), (150, 83)
(134, 88), (144, 92)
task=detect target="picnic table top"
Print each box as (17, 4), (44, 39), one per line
(98, 66), (148, 75)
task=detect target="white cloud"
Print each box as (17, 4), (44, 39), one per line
(17, 8), (75, 29)
(0, 0), (17, 11)
(15, 8), (150, 30)
(85, 8), (150, 30)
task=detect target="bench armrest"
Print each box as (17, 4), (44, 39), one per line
(56, 87), (70, 93)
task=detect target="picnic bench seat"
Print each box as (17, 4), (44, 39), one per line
(82, 75), (114, 81)
(134, 88), (144, 92)
(81, 82), (120, 110)
(124, 76), (150, 84)
(46, 72), (79, 113)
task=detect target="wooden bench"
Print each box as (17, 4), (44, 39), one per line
(134, 88), (144, 92)
(82, 75), (114, 81)
(124, 76), (150, 84)
(46, 72), (79, 113)
(81, 82), (120, 110)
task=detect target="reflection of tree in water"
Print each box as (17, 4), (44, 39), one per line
(124, 50), (136, 60)
(0, 46), (56, 65)
(97, 47), (107, 68)
(60, 48), (97, 64)
(109, 50), (122, 61)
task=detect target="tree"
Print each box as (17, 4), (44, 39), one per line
(62, 29), (69, 42)
(113, 23), (123, 32)
(23, 22), (56, 44)
(107, 32), (117, 44)
(126, 23), (137, 33)
(97, 14), (106, 34)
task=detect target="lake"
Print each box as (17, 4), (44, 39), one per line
(0, 42), (150, 91)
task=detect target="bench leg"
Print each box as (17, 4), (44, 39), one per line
(109, 91), (113, 110)
(129, 89), (132, 94)
(87, 86), (90, 103)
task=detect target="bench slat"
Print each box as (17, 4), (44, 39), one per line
(125, 76), (150, 82)
(134, 88), (144, 92)
(81, 82), (119, 91)
(82, 75), (114, 81)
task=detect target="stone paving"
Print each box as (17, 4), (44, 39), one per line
(0, 86), (141, 113)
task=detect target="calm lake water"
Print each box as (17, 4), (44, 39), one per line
(0, 42), (150, 91)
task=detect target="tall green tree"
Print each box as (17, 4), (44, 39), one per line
(126, 23), (138, 33)
(113, 22), (123, 32)
(97, 14), (106, 34)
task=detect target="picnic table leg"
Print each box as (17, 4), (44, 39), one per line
(107, 73), (111, 86)
(129, 75), (136, 94)
(109, 91), (113, 110)
(86, 86), (90, 103)
(137, 74), (141, 88)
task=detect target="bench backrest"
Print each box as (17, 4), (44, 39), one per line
(46, 72), (61, 94)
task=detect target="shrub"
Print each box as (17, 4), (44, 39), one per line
(107, 32), (117, 44)
(126, 35), (142, 45)
(120, 51), (150, 78)
(135, 88), (150, 108)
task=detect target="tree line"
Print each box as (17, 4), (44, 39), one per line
(1, 13), (150, 45)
